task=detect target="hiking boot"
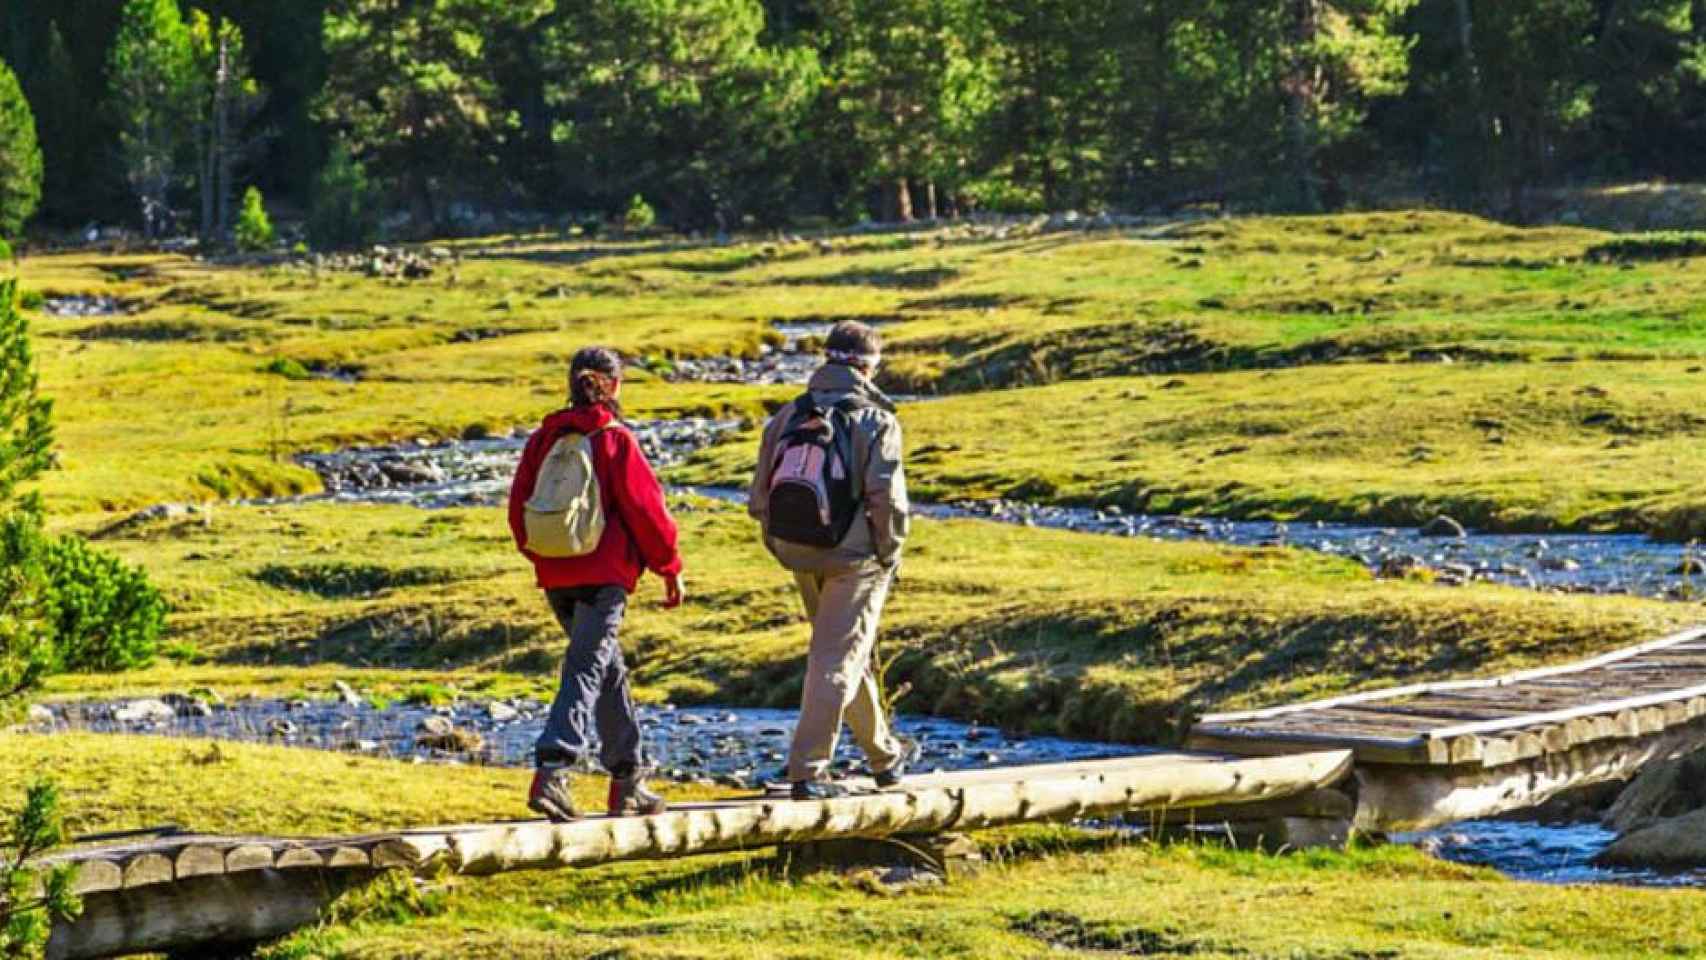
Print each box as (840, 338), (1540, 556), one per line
(527, 766), (581, 823)
(791, 779), (853, 801)
(608, 773), (668, 817)
(874, 737), (919, 789)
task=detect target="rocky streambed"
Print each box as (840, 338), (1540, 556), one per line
(274, 421), (1706, 600)
(272, 417), (740, 509)
(909, 499), (1706, 600)
(42, 295), (130, 318)
(30, 696), (1137, 790)
(31, 694), (1706, 886)
(656, 321), (838, 386)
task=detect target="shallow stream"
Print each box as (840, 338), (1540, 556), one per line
(35, 697), (1703, 888)
(270, 427), (1706, 600)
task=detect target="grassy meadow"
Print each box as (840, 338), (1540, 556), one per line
(14, 211), (1706, 955)
(11, 734), (1706, 960)
(49, 498), (1689, 745)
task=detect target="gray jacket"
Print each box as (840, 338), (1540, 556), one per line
(749, 364), (910, 573)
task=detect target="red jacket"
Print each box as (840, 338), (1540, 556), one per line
(508, 405), (683, 593)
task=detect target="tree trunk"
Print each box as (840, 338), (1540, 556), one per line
(1285, 0), (1322, 212)
(199, 131), (215, 243)
(888, 178), (913, 222)
(407, 169), (435, 237)
(1148, 6), (1176, 200)
(924, 181), (938, 220)
(215, 32), (233, 237)
(1452, 0), (1490, 195)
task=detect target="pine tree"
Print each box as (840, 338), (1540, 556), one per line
(0, 781), (81, 958)
(0, 276), (55, 717)
(542, 0), (821, 229)
(820, 0), (996, 221)
(233, 186), (274, 251)
(190, 11), (266, 243)
(0, 57), (41, 238)
(108, 0), (194, 237)
(307, 141), (378, 249)
(318, 0), (550, 234)
(0, 278), (50, 510)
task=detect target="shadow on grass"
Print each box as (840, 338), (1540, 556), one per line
(778, 266), (960, 290)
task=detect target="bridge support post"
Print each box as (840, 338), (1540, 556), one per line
(1131, 787), (1358, 852)
(48, 869), (379, 960)
(1148, 816), (1354, 853)
(783, 832), (984, 882)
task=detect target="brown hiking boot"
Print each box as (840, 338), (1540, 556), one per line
(528, 766), (581, 823)
(608, 773), (667, 816)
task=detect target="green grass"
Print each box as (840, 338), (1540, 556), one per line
(684, 357), (1706, 536)
(20, 215), (1706, 955)
(6, 735), (1706, 960)
(29, 211), (1706, 529)
(53, 498), (1690, 744)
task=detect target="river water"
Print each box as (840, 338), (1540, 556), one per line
(34, 697), (1702, 888)
(275, 428), (1706, 600)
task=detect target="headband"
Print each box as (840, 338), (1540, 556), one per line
(826, 347), (879, 367)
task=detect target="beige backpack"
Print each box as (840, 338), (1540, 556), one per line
(523, 425), (611, 558)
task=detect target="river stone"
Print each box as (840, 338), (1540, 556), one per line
(416, 715), (483, 752)
(417, 715), (454, 737)
(486, 701), (519, 723)
(333, 680), (363, 707)
(379, 460), (443, 486)
(1595, 808), (1706, 868)
(1603, 750), (1706, 833)
(26, 704), (54, 727)
(166, 694), (213, 718)
(113, 699), (176, 725)
(1421, 515), (1467, 538)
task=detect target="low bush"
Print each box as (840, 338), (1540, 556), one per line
(623, 194), (656, 232)
(234, 187), (276, 252)
(253, 562), (461, 598)
(40, 533), (165, 673)
(262, 356), (312, 380)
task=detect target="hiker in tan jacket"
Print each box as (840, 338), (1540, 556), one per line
(750, 320), (911, 799)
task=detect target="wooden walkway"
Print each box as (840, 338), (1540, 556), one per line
(1189, 626), (1706, 830)
(45, 751), (1352, 960)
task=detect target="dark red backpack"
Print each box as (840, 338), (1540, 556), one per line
(764, 394), (867, 548)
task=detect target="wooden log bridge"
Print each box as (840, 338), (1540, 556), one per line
(1190, 626), (1706, 832)
(43, 751), (1352, 960)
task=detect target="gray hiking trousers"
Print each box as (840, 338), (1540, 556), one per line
(534, 585), (643, 775)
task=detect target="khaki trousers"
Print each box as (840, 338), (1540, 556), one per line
(786, 564), (902, 782)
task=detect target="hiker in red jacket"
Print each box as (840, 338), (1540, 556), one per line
(507, 346), (685, 821)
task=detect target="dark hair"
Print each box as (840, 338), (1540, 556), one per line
(824, 320), (882, 366)
(569, 346), (624, 419)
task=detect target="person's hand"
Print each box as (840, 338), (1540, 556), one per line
(663, 573), (686, 609)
